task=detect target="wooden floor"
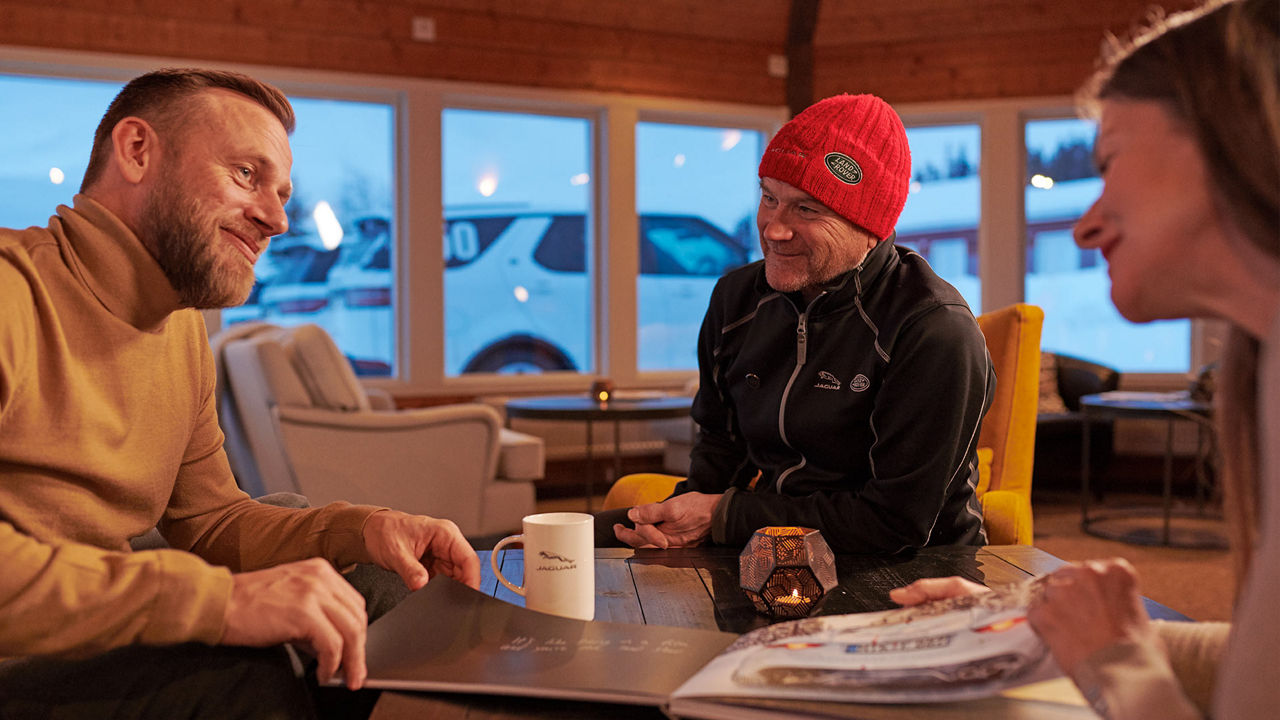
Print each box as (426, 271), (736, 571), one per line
(1030, 490), (1232, 622)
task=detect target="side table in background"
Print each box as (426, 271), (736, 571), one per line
(1080, 390), (1224, 549)
(505, 394), (693, 511)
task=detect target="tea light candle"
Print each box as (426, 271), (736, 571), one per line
(773, 589), (809, 607)
(589, 379), (614, 404)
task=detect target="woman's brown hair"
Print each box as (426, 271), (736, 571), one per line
(1080, 0), (1279, 587)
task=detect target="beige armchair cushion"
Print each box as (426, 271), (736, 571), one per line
(212, 322), (543, 537)
(281, 323), (371, 412)
(497, 428), (546, 481)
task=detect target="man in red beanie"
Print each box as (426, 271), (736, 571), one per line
(614, 94), (995, 554)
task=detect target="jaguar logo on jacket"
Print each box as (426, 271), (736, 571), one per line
(815, 371), (842, 390)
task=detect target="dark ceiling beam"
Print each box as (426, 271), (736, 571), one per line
(786, 0), (821, 117)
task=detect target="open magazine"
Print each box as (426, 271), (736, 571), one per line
(666, 577), (1067, 718)
(349, 575), (1078, 718)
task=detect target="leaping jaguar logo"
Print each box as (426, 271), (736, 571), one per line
(539, 551), (573, 563)
(815, 370), (842, 390)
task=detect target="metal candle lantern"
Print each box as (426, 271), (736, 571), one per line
(740, 526), (837, 618)
(589, 378), (615, 404)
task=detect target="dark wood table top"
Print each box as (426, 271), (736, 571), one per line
(371, 545), (1185, 719)
(1080, 391), (1211, 418)
(505, 394), (693, 421)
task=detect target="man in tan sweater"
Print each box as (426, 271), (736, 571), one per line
(0, 68), (478, 718)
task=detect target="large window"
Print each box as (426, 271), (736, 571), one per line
(226, 98), (397, 376)
(0, 75), (398, 375)
(0, 75), (121, 229)
(3, 54), (1207, 394)
(1024, 118), (1189, 372)
(442, 109), (594, 376)
(634, 123), (763, 371)
(898, 124), (981, 313)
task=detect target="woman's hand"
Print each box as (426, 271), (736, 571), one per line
(889, 576), (989, 606)
(1028, 558), (1154, 676)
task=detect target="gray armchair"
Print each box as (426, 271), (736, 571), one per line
(211, 323), (543, 538)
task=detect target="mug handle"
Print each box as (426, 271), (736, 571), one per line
(490, 534), (526, 597)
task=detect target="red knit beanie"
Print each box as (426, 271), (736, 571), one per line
(758, 94), (911, 241)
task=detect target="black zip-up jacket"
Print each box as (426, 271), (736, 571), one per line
(676, 236), (994, 553)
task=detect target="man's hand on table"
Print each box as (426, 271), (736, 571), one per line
(219, 510), (480, 691)
(222, 558), (370, 689)
(362, 509), (482, 592)
(614, 492), (721, 548)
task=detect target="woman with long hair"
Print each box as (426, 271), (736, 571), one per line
(892, 0), (1278, 716)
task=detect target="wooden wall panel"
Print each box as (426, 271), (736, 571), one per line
(812, 0), (1203, 104)
(0, 0), (1208, 106)
(0, 0), (786, 105)
(401, 0), (784, 44)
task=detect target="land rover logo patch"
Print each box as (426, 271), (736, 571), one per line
(824, 152), (863, 185)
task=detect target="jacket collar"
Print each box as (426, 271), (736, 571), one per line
(754, 232), (901, 315)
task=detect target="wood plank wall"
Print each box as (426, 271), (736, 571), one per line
(0, 0), (786, 105)
(813, 0), (1204, 104)
(0, 0), (1204, 105)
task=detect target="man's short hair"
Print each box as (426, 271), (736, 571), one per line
(80, 68), (295, 191)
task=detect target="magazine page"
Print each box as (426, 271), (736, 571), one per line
(348, 574), (738, 706)
(668, 579), (1062, 712)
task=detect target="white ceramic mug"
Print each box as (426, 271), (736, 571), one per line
(491, 512), (595, 620)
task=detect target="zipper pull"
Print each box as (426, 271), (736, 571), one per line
(796, 314), (807, 365)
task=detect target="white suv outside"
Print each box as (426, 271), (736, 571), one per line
(442, 209), (748, 374)
(231, 209), (750, 376)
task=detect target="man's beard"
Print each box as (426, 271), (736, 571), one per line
(137, 178), (257, 309)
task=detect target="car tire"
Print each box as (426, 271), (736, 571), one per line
(463, 337), (576, 374)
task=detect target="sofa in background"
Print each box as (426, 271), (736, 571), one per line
(1034, 351), (1120, 494)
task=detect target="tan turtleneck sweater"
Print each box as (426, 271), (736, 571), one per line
(0, 195), (383, 657)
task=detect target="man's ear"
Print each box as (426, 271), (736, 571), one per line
(109, 117), (160, 185)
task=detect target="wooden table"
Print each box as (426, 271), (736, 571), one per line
(505, 394), (693, 509)
(1080, 391), (1223, 548)
(371, 545), (1187, 719)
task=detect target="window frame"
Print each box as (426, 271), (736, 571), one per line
(434, 98), (604, 384)
(1, 45), (1204, 395)
(898, 98), (1206, 387)
(631, 112), (777, 377)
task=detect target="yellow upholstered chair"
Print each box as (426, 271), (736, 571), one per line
(602, 472), (682, 510)
(603, 303), (1044, 546)
(973, 303), (1044, 545)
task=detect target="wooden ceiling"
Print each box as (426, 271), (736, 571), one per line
(0, 0), (1203, 107)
